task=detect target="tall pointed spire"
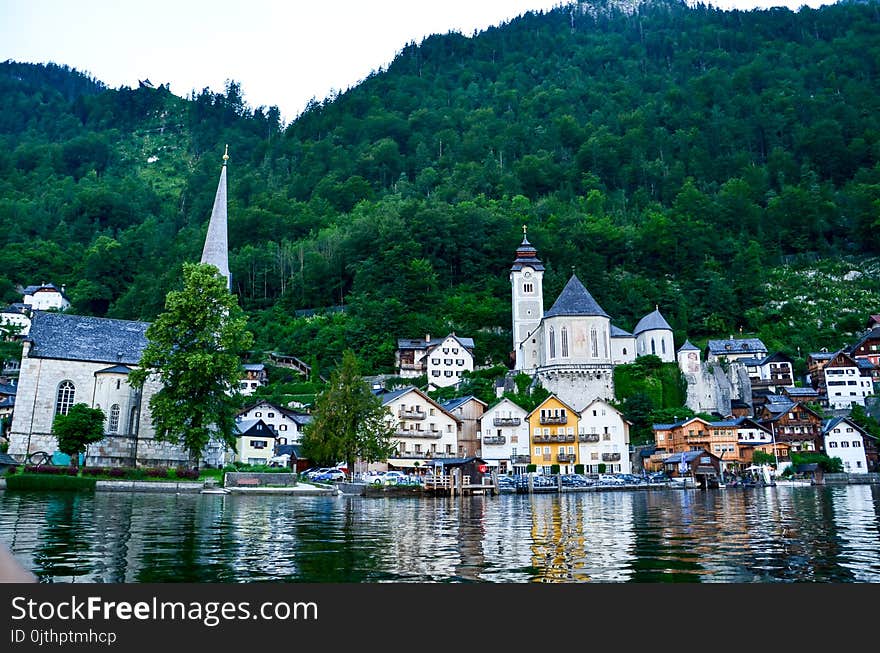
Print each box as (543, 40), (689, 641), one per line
(200, 145), (231, 290)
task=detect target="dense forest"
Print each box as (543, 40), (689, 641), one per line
(2, 0), (880, 377)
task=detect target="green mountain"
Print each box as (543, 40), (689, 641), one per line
(2, 1), (879, 376)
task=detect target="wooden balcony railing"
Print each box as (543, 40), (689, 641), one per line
(493, 417), (521, 426)
(602, 452), (621, 462)
(579, 434), (600, 443)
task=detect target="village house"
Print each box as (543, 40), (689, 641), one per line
(812, 350), (875, 409)
(705, 337), (768, 364)
(848, 326), (880, 384)
(649, 417), (749, 473)
(526, 395), (580, 474)
(238, 363), (268, 395)
(758, 400), (823, 453)
(394, 333), (475, 388)
(822, 417), (873, 473)
(233, 418), (276, 465)
(736, 352), (794, 393)
(780, 386), (820, 404)
(21, 283), (70, 312)
(577, 399), (631, 474)
(661, 450), (722, 486)
(380, 386), (460, 472)
(478, 397), (529, 473)
(235, 400), (311, 446)
(440, 395), (486, 457)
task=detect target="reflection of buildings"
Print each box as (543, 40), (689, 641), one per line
(527, 493), (636, 582)
(828, 485), (880, 582)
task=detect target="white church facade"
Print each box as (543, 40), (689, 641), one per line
(509, 231), (676, 411)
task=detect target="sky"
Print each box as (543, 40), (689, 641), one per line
(2, 0), (834, 124)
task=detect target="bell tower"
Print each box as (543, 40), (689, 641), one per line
(510, 226), (544, 371)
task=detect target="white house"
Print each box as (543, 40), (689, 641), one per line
(577, 399), (631, 474)
(380, 386), (460, 471)
(236, 400), (311, 446)
(21, 283), (70, 311)
(823, 417), (871, 473)
(239, 363), (268, 396)
(426, 334), (475, 388)
(479, 398), (529, 473)
(395, 333), (475, 387)
(822, 351), (875, 409)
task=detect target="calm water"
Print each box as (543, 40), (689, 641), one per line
(1, 485), (880, 582)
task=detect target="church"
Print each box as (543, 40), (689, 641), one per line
(8, 151), (233, 467)
(509, 230), (676, 411)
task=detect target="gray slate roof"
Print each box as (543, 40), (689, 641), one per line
(397, 334), (476, 351)
(27, 312), (149, 365)
(706, 338), (767, 356)
(663, 451), (706, 464)
(783, 387), (818, 396)
(677, 339), (699, 352)
(94, 365), (133, 375)
(610, 325), (633, 338)
(544, 275), (609, 319)
(633, 309), (672, 335)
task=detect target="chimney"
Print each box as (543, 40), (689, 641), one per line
(425, 333), (431, 343)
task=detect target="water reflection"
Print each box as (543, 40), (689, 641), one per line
(1, 486), (879, 583)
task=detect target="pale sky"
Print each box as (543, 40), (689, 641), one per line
(1, 0), (834, 124)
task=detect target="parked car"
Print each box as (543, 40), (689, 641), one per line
(312, 469), (346, 483)
(305, 467), (334, 480)
(380, 471), (407, 485)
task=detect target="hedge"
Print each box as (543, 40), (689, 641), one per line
(7, 475), (96, 491)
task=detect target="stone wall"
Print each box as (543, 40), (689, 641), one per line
(224, 472), (298, 487)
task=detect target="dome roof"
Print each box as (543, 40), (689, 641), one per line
(633, 308), (672, 335)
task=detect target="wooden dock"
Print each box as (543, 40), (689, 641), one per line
(423, 473), (497, 496)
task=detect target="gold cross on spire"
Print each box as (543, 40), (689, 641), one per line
(522, 224), (527, 235)
(223, 144), (229, 163)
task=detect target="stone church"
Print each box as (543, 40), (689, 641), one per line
(8, 152), (232, 467)
(509, 230), (676, 411)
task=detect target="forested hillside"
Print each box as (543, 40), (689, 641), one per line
(2, 0), (879, 376)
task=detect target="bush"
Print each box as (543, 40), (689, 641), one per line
(24, 465), (77, 476)
(598, 463), (607, 473)
(574, 464), (585, 474)
(107, 468), (127, 478)
(550, 464), (560, 474)
(174, 467), (199, 480)
(82, 466), (106, 476)
(7, 474), (96, 491)
(144, 467), (169, 478)
(526, 464), (537, 473)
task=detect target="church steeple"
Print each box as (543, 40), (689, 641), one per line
(200, 145), (231, 290)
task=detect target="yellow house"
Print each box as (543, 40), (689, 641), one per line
(526, 395), (580, 473)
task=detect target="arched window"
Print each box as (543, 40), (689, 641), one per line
(651, 338), (656, 355)
(549, 327), (556, 358)
(661, 338), (666, 355)
(602, 328), (608, 358)
(55, 381), (75, 416)
(591, 329), (598, 358)
(623, 347), (628, 356)
(561, 327), (569, 358)
(109, 404), (120, 433)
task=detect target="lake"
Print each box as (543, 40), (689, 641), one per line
(1, 485), (879, 582)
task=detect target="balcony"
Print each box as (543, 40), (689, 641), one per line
(493, 417), (521, 427)
(557, 453), (576, 463)
(579, 434), (600, 443)
(395, 429), (441, 439)
(533, 434), (573, 444)
(540, 415), (567, 425)
(482, 435), (506, 445)
(398, 408), (427, 420)
(510, 455), (531, 464)
(602, 452), (621, 462)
